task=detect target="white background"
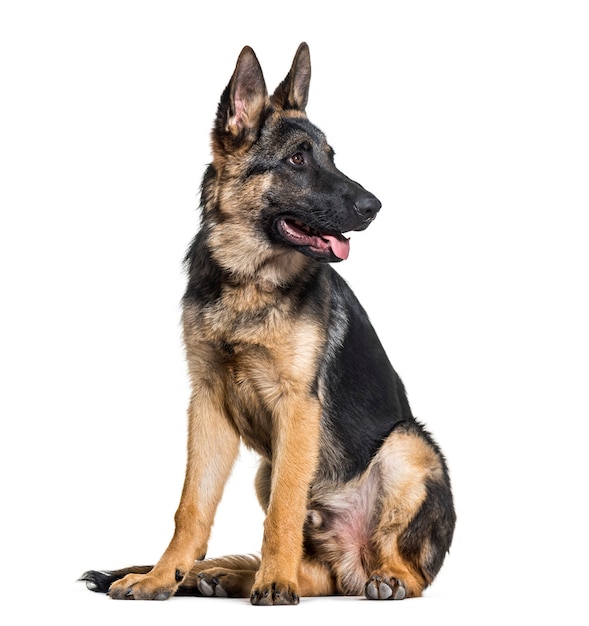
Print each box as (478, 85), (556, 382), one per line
(1, 1), (587, 624)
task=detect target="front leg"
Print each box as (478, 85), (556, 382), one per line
(250, 394), (322, 606)
(109, 387), (240, 600)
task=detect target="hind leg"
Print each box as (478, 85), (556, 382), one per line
(179, 555), (260, 598)
(365, 424), (455, 600)
(181, 555), (335, 599)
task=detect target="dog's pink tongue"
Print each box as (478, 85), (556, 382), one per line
(322, 234), (350, 260)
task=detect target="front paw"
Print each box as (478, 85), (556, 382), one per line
(250, 580), (300, 606)
(108, 572), (178, 600)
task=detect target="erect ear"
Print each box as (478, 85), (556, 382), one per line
(270, 42), (311, 112)
(215, 46), (269, 143)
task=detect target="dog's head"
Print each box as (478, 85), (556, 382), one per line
(204, 43), (381, 277)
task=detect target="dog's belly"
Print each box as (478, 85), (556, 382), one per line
(305, 473), (380, 594)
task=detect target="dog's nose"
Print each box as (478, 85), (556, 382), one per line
(354, 194), (381, 221)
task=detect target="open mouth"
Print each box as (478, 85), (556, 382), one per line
(275, 217), (350, 261)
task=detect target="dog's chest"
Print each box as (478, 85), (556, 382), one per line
(184, 288), (326, 456)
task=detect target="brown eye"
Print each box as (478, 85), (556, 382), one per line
(290, 152), (305, 166)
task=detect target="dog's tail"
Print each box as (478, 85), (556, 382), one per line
(79, 566), (152, 594)
(80, 554), (261, 597)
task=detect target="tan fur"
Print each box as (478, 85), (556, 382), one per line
(143, 426), (448, 601)
(98, 43), (455, 605)
(209, 112), (313, 287)
(109, 260), (328, 600)
(369, 431), (444, 596)
(302, 428), (445, 597)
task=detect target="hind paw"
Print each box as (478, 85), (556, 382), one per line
(364, 574), (406, 600)
(195, 567), (255, 598)
(197, 571), (229, 597)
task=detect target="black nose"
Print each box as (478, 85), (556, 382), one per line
(354, 193), (381, 221)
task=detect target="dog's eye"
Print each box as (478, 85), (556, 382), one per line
(290, 152), (305, 166)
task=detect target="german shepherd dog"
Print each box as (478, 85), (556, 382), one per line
(81, 43), (455, 605)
